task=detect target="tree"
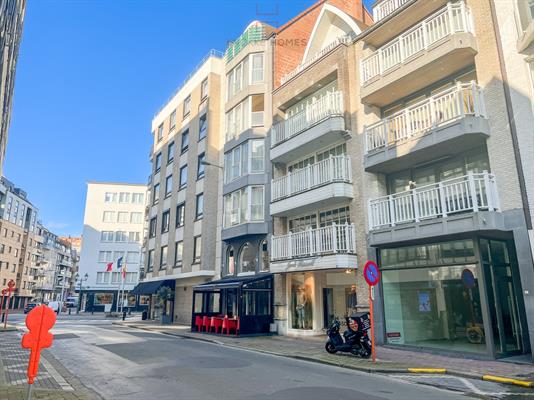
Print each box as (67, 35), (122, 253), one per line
(155, 286), (174, 316)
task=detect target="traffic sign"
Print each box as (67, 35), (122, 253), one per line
(363, 261), (380, 287)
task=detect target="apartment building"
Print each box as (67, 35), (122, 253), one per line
(355, 0), (533, 359)
(0, 0), (25, 176)
(138, 51), (224, 323)
(269, 0), (370, 336)
(0, 177), (38, 308)
(60, 236), (82, 294)
(77, 182), (146, 312)
(192, 22), (277, 334)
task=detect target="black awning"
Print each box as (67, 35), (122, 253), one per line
(193, 273), (272, 291)
(130, 279), (175, 295)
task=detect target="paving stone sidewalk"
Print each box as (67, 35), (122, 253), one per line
(120, 321), (534, 383)
(0, 331), (101, 400)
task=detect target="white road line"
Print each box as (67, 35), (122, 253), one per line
(40, 356), (74, 391)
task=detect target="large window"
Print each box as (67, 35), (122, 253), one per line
(94, 293), (114, 305)
(101, 231), (114, 242)
(119, 192), (130, 203)
(225, 97), (250, 142)
(196, 193), (204, 219)
(103, 211), (115, 223)
(153, 184), (160, 204)
(117, 212), (129, 223)
(224, 139), (264, 183)
(132, 193), (144, 204)
(199, 114), (208, 141)
(157, 124), (163, 142)
(176, 203), (185, 227)
(169, 110), (176, 131)
(174, 241), (183, 267)
(161, 210), (170, 233)
(201, 78), (208, 100)
(223, 186), (264, 228)
(104, 192), (117, 203)
(251, 94), (264, 127)
(197, 153), (206, 179)
(179, 165), (188, 189)
(98, 251), (112, 263)
(183, 95), (191, 117)
(147, 249), (155, 272)
(193, 236), (202, 263)
(250, 53), (264, 83)
(227, 61), (244, 99)
(149, 217), (157, 238)
(181, 129), (189, 152)
(290, 274), (313, 330)
(155, 152), (162, 172)
(160, 246), (168, 269)
(239, 242), (256, 273)
(167, 141), (175, 163)
(165, 175), (173, 197)
(130, 212), (143, 224)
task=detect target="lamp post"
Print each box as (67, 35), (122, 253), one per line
(75, 273), (88, 314)
(200, 160), (223, 170)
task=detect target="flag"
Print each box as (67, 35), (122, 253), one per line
(122, 262), (127, 279)
(116, 257), (123, 270)
(106, 262), (113, 272)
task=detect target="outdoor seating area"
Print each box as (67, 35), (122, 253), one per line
(194, 315), (240, 335)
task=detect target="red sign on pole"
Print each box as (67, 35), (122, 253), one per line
(363, 261), (380, 363)
(3, 280), (15, 329)
(21, 305), (56, 385)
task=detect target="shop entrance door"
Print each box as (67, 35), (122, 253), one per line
(481, 239), (523, 356)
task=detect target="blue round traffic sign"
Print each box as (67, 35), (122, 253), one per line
(363, 261), (380, 286)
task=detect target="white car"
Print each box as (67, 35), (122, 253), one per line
(46, 301), (63, 314)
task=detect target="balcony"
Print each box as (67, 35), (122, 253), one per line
(373, 0), (412, 22)
(270, 224), (357, 273)
(361, 2), (476, 106)
(364, 82), (489, 172)
(368, 172), (501, 245)
(270, 91), (347, 163)
(270, 156), (353, 216)
(226, 23), (266, 63)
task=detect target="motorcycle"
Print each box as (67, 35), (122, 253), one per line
(325, 312), (372, 358)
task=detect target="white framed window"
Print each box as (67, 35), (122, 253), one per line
(250, 53), (264, 83)
(117, 212), (129, 223)
(119, 192), (130, 203)
(183, 95), (191, 117)
(101, 231), (114, 242)
(111, 272), (121, 284)
(227, 61), (244, 99)
(103, 211), (115, 223)
(114, 251), (125, 261)
(147, 249), (155, 272)
(128, 231), (141, 242)
(98, 251), (113, 263)
(225, 97), (250, 141)
(170, 110), (177, 130)
(175, 241), (183, 266)
(126, 251), (139, 263)
(115, 231), (128, 242)
(223, 185), (264, 228)
(165, 175), (173, 196)
(251, 94), (264, 127)
(224, 139), (264, 183)
(251, 186), (264, 221)
(132, 193), (144, 204)
(96, 272), (110, 284)
(104, 192), (117, 203)
(193, 236), (202, 263)
(125, 272), (137, 284)
(199, 114), (208, 141)
(130, 212), (143, 224)
(157, 124), (164, 142)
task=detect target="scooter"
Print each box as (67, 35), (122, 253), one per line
(325, 313), (372, 358)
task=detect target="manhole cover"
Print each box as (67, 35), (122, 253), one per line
(54, 333), (79, 340)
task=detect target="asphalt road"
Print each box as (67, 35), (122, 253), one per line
(7, 313), (478, 400)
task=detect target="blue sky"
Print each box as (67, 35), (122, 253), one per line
(6, 0), (372, 237)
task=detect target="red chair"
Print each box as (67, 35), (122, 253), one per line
(210, 317), (223, 334)
(202, 316), (211, 332)
(223, 316), (239, 336)
(194, 316), (203, 332)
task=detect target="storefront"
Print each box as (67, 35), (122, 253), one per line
(192, 274), (273, 334)
(378, 238), (528, 358)
(283, 269), (361, 335)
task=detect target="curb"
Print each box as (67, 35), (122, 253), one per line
(119, 323), (534, 389)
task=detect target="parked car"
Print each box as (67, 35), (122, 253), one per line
(45, 301), (63, 314)
(23, 302), (39, 314)
(65, 296), (79, 308)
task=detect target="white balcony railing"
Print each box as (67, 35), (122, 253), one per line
(361, 2), (473, 85)
(365, 81), (486, 152)
(271, 223), (356, 261)
(280, 34), (355, 85)
(373, 0), (411, 22)
(271, 91), (343, 147)
(368, 171), (500, 230)
(271, 156), (352, 202)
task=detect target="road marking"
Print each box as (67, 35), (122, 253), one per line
(40, 356), (74, 391)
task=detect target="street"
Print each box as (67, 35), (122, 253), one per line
(6, 314), (532, 400)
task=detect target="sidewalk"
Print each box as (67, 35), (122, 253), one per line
(0, 330), (101, 400)
(118, 320), (534, 387)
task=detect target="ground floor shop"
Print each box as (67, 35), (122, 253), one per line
(79, 289), (149, 313)
(274, 269), (364, 336)
(376, 236), (530, 359)
(1, 295), (31, 310)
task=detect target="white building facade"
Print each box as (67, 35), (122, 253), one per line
(78, 182), (147, 312)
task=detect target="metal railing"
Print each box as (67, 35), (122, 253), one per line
(271, 223), (356, 261)
(271, 156), (352, 202)
(361, 2), (473, 85)
(368, 171), (500, 230)
(271, 91), (344, 147)
(365, 81), (486, 152)
(226, 24), (266, 62)
(373, 0), (412, 22)
(280, 34), (354, 85)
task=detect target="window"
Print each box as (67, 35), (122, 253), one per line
(157, 124), (163, 142)
(179, 165), (188, 188)
(147, 249), (155, 272)
(160, 246), (168, 269)
(260, 240), (269, 272)
(126, 252), (139, 263)
(251, 94), (264, 127)
(227, 61), (244, 99)
(250, 53), (264, 83)
(96, 272), (109, 284)
(149, 217), (157, 238)
(250, 140), (264, 172)
(128, 231), (141, 242)
(117, 212), (129, 223)
(104, 192), (117, 203)
(196, 193), (204, 219)
(201, 78), (208, 99)
(223, 186), (264, 228)
(174, 241), (183, 266)
(183, 95), (191, 117)
(119, 192), (130, 203)
(193, 236), (202, 263)
(224, 139), (264, 183)
(132, 193), (144, 204)
(130, 212), (143, 224)
(115, 231), (127, 242)
(103, 211), (115, 223)
(176, 203), (185, 227)
(162, 210), (170, 233)
(165, 175), (173, 197)
(170, 110), (176, 130)
(155, 153), (162, 172)
(239, 243), (256, 273)
(225, 98), (250, 141)
(101, 231), (114, 242)
(199, 114), (207, 141)
(197, 153), (206, 179)
(98, 251), (113, 263)
(226, 246), (235, 276)
(178, 131), (188, 155)
(167, 141), (175, 163)
(153, 184), (160, 204)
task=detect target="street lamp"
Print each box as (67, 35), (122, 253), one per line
(200, 159), (223, 170)
(75, 273), (88, 314)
